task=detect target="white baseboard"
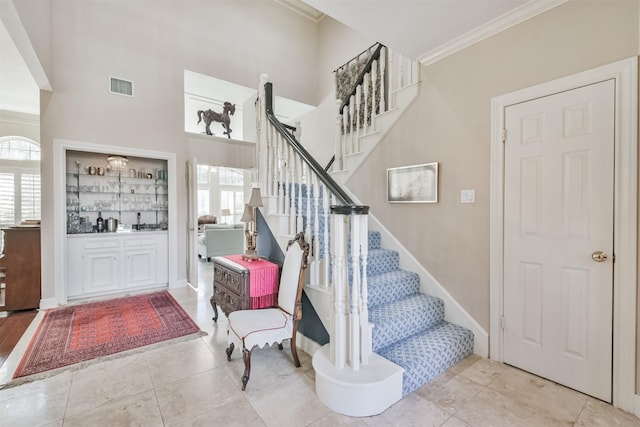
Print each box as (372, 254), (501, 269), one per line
(298, 332), (322, 357)
(39, 297), (59, 310)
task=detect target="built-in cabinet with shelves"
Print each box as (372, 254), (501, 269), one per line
(66, 153), (168, 233)
(65, 150), (170, 299)
(67, 232), (168, 298)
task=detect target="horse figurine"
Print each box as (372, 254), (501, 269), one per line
(197, 101), (236, 138)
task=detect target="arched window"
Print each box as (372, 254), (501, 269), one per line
(0, 136), (41, 226)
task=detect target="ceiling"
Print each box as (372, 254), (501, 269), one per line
(0, 0), (564, 117)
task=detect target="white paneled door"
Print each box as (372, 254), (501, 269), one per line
(503, 80), (615, 402)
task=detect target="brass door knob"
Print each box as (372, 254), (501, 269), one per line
(592, 251), (608, 262)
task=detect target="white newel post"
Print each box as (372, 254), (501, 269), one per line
(331, 211), (347, 368)
(359, 213), (371, 363)
(349, 212), (362, 370)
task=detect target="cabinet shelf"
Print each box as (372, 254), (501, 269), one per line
(67, 165), (168, 234)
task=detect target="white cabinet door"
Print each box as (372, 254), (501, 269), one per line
(123, 247), (157, 288)
(83, 250), (121, 293)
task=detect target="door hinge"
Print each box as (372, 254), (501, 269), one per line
(501, 128), (507, 143)
(500, 316), (505, 329)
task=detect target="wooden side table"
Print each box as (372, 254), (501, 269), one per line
(210, 255), (279, 322)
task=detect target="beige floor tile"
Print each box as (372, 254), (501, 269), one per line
(65, 356), (154, 417)
(440, 416), (472, 427)
(154, 366), (243, 425)
(454, 387), (572, 427)
(575, 397), (640, 426)
(171, 396), (266, 427)
(0, 370), (72, 403)
(458, 358), (507, 386)
(62, 389), (163, 427)
(0, 381), (69, 427)
(246, 374), (330, 427)
(488, 366), (587, 423)
(144, 337), (219, 385)
(363, 392), (451, 427)
(417, 374), (485, 415)
(308, 411), (370, 426)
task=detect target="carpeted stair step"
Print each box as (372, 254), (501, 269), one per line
(367, 269), (420, 308)
(377, 321), (474, 396)
(366, 248), (399, 276)
(370, 293), (444, 352)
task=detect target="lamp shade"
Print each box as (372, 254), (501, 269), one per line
(248, 187), (263, 208)
(240, 204), (253, 222)
(221, 209), (231, 216)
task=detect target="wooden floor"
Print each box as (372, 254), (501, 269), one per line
(0, 310), (37, 368)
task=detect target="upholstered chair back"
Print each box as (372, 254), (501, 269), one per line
(277, 241), (304, 315)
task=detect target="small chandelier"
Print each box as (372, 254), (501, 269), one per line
(107, 155), (128, 170)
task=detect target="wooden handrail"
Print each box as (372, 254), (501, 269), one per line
(264, 82), (355, 207)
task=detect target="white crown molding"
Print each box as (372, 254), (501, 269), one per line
(276, 0), (324, 22)
(0, 109), (39, 126)
(418, 0), (568, 66)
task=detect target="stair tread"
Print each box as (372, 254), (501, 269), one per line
(377, 321), (474, 396)
(367, 269), (420, 308)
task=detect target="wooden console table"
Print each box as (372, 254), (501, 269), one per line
(0, 226), (41, 311)
(210, 255), (279, 322)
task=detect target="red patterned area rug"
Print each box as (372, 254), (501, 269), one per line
(13, 291), (202, 380)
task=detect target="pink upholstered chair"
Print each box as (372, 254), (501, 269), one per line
(225, 233), (309, 390)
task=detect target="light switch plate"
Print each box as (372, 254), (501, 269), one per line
(461, 189), (475, 203)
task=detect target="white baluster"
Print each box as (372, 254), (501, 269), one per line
(355, 84), (362, 153)
(342, 105), (349, 161)
(296, 154), (303, 233)
(313, 174), (320, 263)
(348, 95), (355, 155)
(371, 60), (378, 131)
(379, 48), (386, 114)
(274, 133), (282, 215)
(288, 146), (296, 235)
(363, 73), (370, 135)
(305, 163), (311, 244)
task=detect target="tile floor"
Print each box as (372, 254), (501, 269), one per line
(0, 261), (638, 426)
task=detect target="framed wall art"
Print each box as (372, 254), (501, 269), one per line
(387, 162), (438, 203)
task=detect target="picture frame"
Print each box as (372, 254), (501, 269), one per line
(387, 162), (438, 203)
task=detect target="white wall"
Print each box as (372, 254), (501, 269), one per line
(12, 1), (319, 301)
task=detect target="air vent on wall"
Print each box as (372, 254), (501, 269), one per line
(109, 77), (134, 97)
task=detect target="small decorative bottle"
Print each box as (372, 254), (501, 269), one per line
(96, 211), (104, 233)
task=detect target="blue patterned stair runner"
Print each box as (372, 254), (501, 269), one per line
(289, 183), (474, 395)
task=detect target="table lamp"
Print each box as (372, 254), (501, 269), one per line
(241, 188), (263, 261)
(221, 208), (231, 224)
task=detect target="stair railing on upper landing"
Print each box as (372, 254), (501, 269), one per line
(333, 42), (419, 172)
(256, 74), (373, 369)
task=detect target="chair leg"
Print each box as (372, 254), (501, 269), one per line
(241, 347), (251, 391)
(278, 343), (283, 350)
(290, 331), (301, 368)
(226, 342), (234, 361)
(210, 297), (219, 322)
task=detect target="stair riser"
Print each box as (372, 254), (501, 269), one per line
(370, 294), (445, 352)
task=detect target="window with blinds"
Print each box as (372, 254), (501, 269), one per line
(0, 137), (41, 227)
